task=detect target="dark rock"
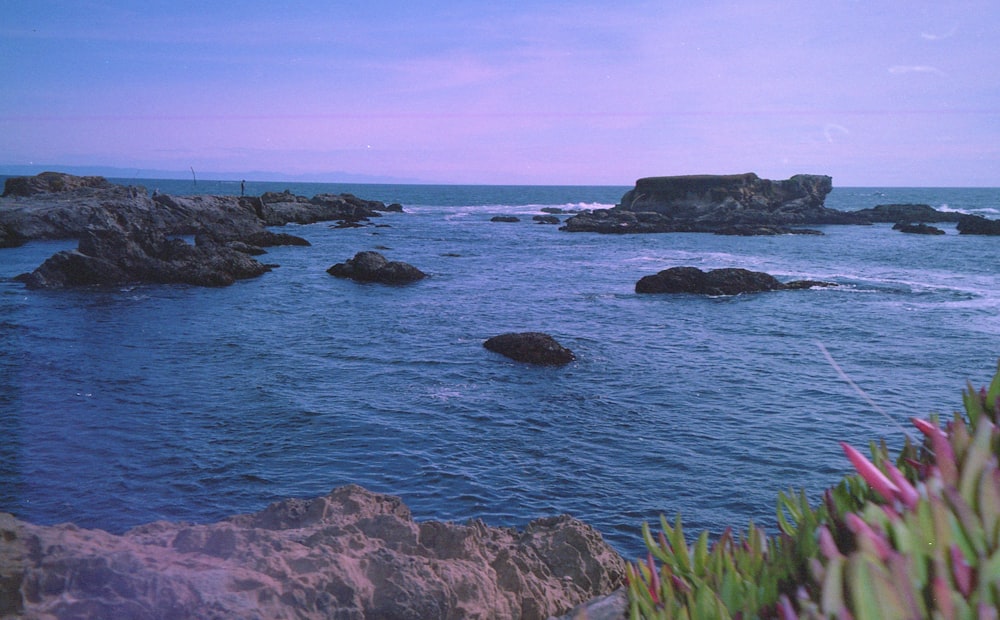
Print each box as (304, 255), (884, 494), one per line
(0, 485), (625, 619)
(327, 251), (426, 284)
(533, 215), (560, 224)
(635, 266), (835, 295)
(540, 207), (568, 214)
(713, 225), (824, 236)
(892, 222), (946, 235)
(483, 332), (576, 366)
(15, 222), (272, 289)
(491, 215), (521, 223)
(856, 203), (960, 223)
(2, 171), (113, 197)
(0, 223), (26, 248)
(782, 279), (839, 290)
(957, 214), (1000, 235)
(562, 173), (866, 234)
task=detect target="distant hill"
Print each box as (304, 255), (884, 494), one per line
(0, 165), (422, 184)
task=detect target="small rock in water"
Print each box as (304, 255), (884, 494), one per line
(483, 332), (576, 366)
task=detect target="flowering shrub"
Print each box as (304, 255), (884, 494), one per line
(627, 365), (1000, 619)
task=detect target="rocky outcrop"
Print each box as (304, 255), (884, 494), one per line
(14, 220), (273, 289)
(491, 215), (520, 223)
(892, 222), (946, 235)
(327, 251), (427, 284)
(854, 203), (960, 223)
(2, 171), (113, 197)
(0, 173), (398, 244)
(258, 191), (399, 227)
(561, 173), (863, 234)
(483, 332), (576, 366)
(533, 215), (560, 225)
(957, 214), (1000, 235)
(635, 266), (835, 295)
(0, 485), (625, 619)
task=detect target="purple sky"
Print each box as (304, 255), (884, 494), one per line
(2, 1), (998, 185)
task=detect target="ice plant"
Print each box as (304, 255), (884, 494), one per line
(628, 362), (1000, 618)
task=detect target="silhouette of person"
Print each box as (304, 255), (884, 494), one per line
(241, 180), (246, 196)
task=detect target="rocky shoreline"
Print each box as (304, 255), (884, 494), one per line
(0, 485), (626, 619)
(0, 172), (404, 288)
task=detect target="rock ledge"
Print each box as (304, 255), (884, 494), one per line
(0, 485), (625, 619)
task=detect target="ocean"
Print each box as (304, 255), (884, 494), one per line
(2, 179), (998, 559)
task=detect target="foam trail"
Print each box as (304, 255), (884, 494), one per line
(815, 341), (916, 443)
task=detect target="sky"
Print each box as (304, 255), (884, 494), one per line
(1, 0), (998, 186)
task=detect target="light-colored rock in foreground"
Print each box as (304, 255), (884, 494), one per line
(0, 484), (625, 619)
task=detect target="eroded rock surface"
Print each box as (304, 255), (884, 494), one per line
(0, 485), (625, 620)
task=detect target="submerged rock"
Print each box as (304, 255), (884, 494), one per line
(0, 485), (625, 619)
(483, 332), (576, 366)
(635, 266), (835, 295)
(491, 215), (520, 223)
(327, 251), (427, 284)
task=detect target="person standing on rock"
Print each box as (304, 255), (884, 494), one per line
(241, 180), (246, 196)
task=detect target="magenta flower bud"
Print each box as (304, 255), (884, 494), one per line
(840, 442), (901, 504)
(777, 594), (798, 620)
(950, 545), (973, 597)
(845, 513), (892, 560)
(911, 417), (958, 484)
(884, 461), (920, 509)
(646, 553), (660, 604)
(818, 525), (842, 560)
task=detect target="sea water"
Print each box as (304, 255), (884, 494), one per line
(1, 180), (998, 558)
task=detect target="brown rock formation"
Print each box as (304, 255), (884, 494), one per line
(0, 485), (625, 619)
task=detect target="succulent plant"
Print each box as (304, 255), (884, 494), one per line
(627, 364), (1000, 619)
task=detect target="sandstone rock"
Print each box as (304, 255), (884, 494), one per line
(0, 485), (625, 619)
(635, 266), (835, 295)
(957, 214), (1000, 235)
(483, 332), (576, 366)
(562, 173), (866, 234)
(327, 251), (427, 284)
(855, 203), (960, 223)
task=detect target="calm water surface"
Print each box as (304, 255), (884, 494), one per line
(2, 180), (999, 557)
